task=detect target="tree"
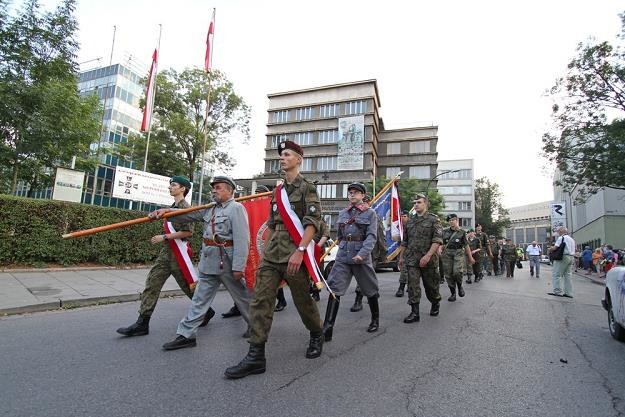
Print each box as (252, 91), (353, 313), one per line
(474, 177), (510, 237)
(367, 177), (444, 217)
(115, 68), (250, 193)
(0, 0), (101, 195)
(542, 11), (625, 199)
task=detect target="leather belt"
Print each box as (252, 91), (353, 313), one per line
(203, 239), (233, 247)
(343, 235), (363, 242)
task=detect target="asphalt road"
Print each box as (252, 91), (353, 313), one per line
(1, 263), (624, 417)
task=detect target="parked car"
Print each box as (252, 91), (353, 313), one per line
(540, 255), (552, 265)
(322, 239), (338, 279)
(601, 266), (625, 342)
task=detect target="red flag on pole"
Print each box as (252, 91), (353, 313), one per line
(242, 195), (271, 290)
(204, 10), (215, 73)
(140, 48), (158, 132)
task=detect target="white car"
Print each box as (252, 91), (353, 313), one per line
(322, 239), (339, 278)
(601, 266), (625, 342)
(539, 255), (552, 265)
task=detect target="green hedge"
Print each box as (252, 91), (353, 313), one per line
(0, 195), (203, 266)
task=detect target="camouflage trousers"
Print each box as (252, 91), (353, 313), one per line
(406, 261), (441, 305)
(248, 260), (322, 345)
(442, 249), (465, 287)
(472, 252), (483, 276)
(399, 266), (408, 285)
(139, 248), (194, 317)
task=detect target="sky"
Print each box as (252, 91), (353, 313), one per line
(33, 0), (625, 207)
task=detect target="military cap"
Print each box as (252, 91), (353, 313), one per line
(468, 228), (475, 233)
(505, 237), (512, 241)
(347, 182), (367, 194)
(255, 185), (270, 193)
(446, 213), (458, 221)
(489, 235), (496, 239)
(363, 193), (372, 203)
(277, 140), (303, 157)
(210, 175), (236, 190)
(401, 210), (409, 215)
(170, 175), (192, 189)
(413, 192), (427, 202)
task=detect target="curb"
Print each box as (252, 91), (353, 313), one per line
(0, 289), (186, 316)
(0, 265), (152, 273)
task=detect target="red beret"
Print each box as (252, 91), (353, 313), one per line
(277, 140), (303, 157)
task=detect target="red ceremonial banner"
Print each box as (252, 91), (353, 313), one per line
(242, 196), (271, 290)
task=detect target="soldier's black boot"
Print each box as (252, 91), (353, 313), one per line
(116, 315), (150, 336)
(447, 286), (457, 302)
(466, 276), (472, 284)
(306, 331), (323, 358)
(366, 295), (379, 332)
(224, 343), (266, 379)
(322, 296), (340, 342)
(458, 283), (466, 297)
(198, 307), (216, 328)
(350, 290), (363, 312)
(403, 303), (420, 323)
(274, 288), (287, 312)
(430, 301), (440, 316)
(222, 304), (241, 318)
(395, 283), (406, 297)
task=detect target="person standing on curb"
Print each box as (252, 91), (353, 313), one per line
(441, 214), (474, 302)
(526, 241), (542, 278)
(322, 182), (380, 342)
(156, 176), (251, 350)
(116, 176), (215, 338)
(548, 227), (576, 298)
(398, 193), (443, 323)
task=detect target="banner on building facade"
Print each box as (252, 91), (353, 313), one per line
(112, 167), (192, 206)
(337, 115), (364, 170)
(52, 167), (85, 203)
(550, 201), (566, 236)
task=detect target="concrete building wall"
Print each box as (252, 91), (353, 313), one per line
(437, 159), (474, 229)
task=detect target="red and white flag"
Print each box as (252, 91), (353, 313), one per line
(391, 182), (403, 241)
(140, 48), (158, 132)
(164, 221), (198, 289)
(242, 195), (271, 290)
(204, 10), (215, 73)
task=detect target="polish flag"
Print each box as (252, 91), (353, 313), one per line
(140, 49), (158, 132)
(204, 10), (215, 72)
(391, 182), (403, 241)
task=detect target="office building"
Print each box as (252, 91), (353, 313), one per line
(437, 159), (474, 229)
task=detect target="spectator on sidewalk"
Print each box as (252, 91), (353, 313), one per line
(525, 241), (542, 278)
(581, 246), (593, 275)
(592, 248), (603, 277)
(548, 227), (576, 298)
(604, 245), (616, 274)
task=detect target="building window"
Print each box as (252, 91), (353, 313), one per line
(342, 184), (349, 198)
(319, 103), (339, 118)
(318, 184), (337, 199)
(437, 169), (472, 180)
(273, 110), (289, 123)
(294, 132), (313, 145)
(459, 218), (472, 228)
(438, 186), (472, 195)
(387, 143), (401, 155)
(323, 214), (333, 229)
(295, 107), (313, 121)
(386, 167), (401, 177)
(318, 129), (338, 144)
(345, 100), (367, 115)
(318, 156), (337, 171)
(409, 166), (430, 179)
(269, 159), (280, 173)
(409, 141), (430, 153)
(270, 134), (288, 148)
(459, 201), (472, 211)
(302, 158), (313, 171)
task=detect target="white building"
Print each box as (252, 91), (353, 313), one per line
(506, 201), (551, 252)
(437, 159), (474, 229)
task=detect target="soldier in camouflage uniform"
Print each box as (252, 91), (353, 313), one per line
(441, 214), (475, 301)
(225, 141), (323, 379)
(501, 238), (518, 278)
(399, 193), (443, 323)
(490, 236), (501, 275)
(475, 224), (492, 280)
(466, 230), (482, 284)
(116, 176), (215, 337)
(396, 210), (410, 297)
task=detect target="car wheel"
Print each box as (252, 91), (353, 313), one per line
(607, 297), (625, 342)
(323, 261), (335, 280)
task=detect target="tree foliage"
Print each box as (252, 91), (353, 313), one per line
(367, 176), (444, 217)
(474, 177), (510, 237)
(542, 11), (625, 199)
(0, 0), (101, 195)
(115, 68), (250, 192)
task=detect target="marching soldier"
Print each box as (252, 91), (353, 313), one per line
(116, 176), (215, 337)
(395, 210), (410, 297)
(466, 230), (482, 283)
(488, 235), (500, 275)
(225, 141), (324, 379)
(154, 176), (251, 350)
(398, 193), (443, 323)
(501, 238), (518, 278)
(323, 183), (380, 341)
(475, 224), (492, 279)
(441, 214), (475, 301)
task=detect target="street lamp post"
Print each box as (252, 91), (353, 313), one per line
(425, 169), (462, 198)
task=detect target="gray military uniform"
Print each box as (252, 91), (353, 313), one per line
(171, 197), (251, 338)
(327, 204), (378, 297)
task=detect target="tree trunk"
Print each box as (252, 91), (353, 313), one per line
(10, 161), (19, 195)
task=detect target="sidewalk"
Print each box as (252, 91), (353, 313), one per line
(0, 266), (188, 316)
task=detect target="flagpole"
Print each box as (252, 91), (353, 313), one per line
(198, 8), (216, 205)
(143, 24), (162, 173)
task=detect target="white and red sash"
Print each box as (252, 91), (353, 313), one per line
(164, 221), (198, 288)
(275, 184), (327, 290)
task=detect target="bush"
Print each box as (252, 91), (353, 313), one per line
(0, 195), (203, 266)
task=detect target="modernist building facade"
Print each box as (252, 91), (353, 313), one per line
(236, 80), (438, 230)
(506, 201), (552, 253)
(436, 159), (475, 229)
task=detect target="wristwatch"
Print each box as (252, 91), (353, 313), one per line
(297, 245), (306, 253)
(163, 234), (169, 241)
